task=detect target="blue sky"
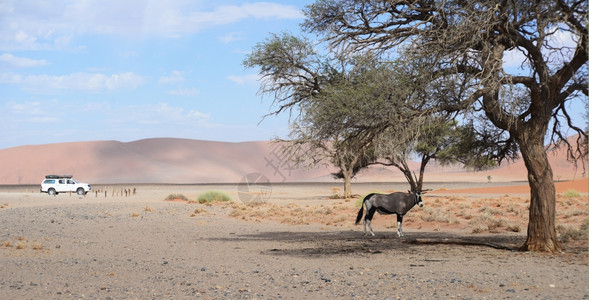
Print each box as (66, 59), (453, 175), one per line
(1, 1), (585, 150)
(0, 0), (310, 149)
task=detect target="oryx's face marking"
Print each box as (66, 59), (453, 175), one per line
(415, 191), (424, 207)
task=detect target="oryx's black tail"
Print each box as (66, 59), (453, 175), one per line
(355, 205), (364, 225)
(355, 193), (375, 225)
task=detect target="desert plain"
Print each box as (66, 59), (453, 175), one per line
(0, 180), (587, 299)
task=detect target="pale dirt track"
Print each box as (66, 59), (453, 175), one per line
(0, 182), (587, 299)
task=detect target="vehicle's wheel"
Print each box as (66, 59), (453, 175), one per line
(48, 188), (56, 196)
(77, 188), (85, 195)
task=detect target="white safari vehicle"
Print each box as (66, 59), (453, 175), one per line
(40, 175), (91, 196)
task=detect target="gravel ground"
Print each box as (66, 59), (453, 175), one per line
(0, 186), (587, 299)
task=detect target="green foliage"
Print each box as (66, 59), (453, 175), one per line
(355, 193), (384, 208)
(355, 197), (364, 208)
(243, 32), (321, 115)
(197, 191), (232, 204)
(563, 189), (581, 199)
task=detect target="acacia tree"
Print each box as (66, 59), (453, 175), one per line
(374, 118), (496, 193)
(353, 58), (503, 193)
(245, 32), (489, 197)
(300, 91), (378, 199)
(276, 111), (376, 199)
(303, 0), (587, 252)
(244, 33), (379, 197)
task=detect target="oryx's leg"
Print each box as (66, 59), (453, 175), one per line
(363, 219), (368, 235)
(396, 214), (404, 237)
(364, 219), (376, 236)
(364, 202), (376, 236)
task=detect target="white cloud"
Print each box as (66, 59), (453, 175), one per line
(0, 53), (50, 69)
(227, 73), (260, 85)
(4, 100), (60, 123)
(188, 110), (210, 119)
(219, 32), (244, 44)
(241, 2), (303, 19)
(503, 48), (528, 69)
(0, 1), (304, 50)
(107, 102), (210, 127)
(0, 71), (146, 93)
(0, 72), (23, 84)
(154, 103), (209, 120)
(166, 88), (200, 97)
(159, 70), (184, 84)
(503, 26), (579, 73)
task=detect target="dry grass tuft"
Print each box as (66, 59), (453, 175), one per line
(165, 194), (188, 202)
(478, 206), (505, 216)
(228, 201), (353, 226)
(31, 242), (44, 250)
(189, 207), (208, 217)
(420, 207), (451, 223)
(558, 220), (588, 243)
(328, 187), (343, 199)
(506, 224), (521, 232)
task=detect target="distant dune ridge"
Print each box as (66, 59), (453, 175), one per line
(0, 137), (583, 185)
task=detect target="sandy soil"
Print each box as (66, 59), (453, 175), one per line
(0, 181), (587, 299)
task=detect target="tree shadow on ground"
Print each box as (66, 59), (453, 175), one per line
(214, 230), (526, 257)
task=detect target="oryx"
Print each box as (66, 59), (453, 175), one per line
(355, 190), (424, 237)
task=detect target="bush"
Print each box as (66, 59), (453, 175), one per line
(355, 193), (382, 208)
(197, 191), (232, 203)
(328, 187), (342, 199)
(506, 224), (521, 232)
(558, 220), (588, 243)
(563, 189), (582, 199)
(165, 194), (188, 201)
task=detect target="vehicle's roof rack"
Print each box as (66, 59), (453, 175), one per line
(45, 175), (73, 179)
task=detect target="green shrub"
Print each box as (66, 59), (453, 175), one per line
(355, 193), (384, 208)
(197, 191), (232, 203)
(563, 189), (581, 198)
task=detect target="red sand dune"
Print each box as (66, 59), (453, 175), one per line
(0, 138), (584, 185)
(436, 178), (588, 194)
(0, 139), (334, 184)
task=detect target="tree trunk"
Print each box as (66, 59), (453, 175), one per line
(343, 175), (352, 199)
(517, 135), (562, 253)
(341, 166), (354, 199)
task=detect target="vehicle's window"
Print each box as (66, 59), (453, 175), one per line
(44, 180), (55, 184)
(67, 180), (74, 184)
(59, 179), (65, 184)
